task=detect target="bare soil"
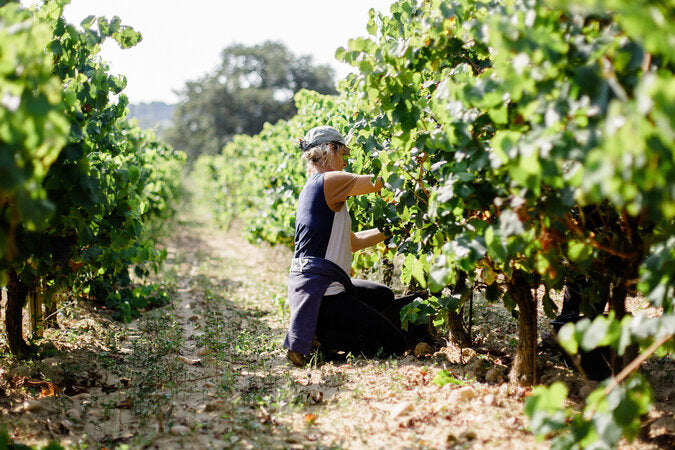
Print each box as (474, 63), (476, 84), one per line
(0, 204), (672, 449)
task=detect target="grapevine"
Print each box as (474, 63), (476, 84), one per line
(195, 0), (673, 447)
(1, 0), (185, 355)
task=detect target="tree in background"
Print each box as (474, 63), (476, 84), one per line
(166, 41), (337, 162)
(128, 102), (175, 132)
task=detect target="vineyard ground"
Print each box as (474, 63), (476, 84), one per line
(0, 201), (673, 449)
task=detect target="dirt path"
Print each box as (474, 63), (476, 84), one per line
(125, 208), (541, 449)
(1, 202), (672, 449)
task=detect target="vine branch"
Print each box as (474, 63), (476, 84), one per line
(564, 215), (636, 259)
(582, 333), (673, 420)
(603, 333), (673, 397)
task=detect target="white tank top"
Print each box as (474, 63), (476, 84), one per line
(324, 205), (352, 295)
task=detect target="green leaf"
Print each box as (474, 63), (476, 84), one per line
(568, 241), (592, 262)
(525, 382), (570, 440)
(401, 253), (414, 286)
(491, 130), (521, 164)
(557, 322), (579, 354)
(433, 369), (465, 387)
(97, 16), (110, 36)
(109, 16), (122, 34)
(485, 283), (500, 302)
(485, 225), (508, 263)
(80, 15), (96, 29)
(429, 261), (449, 292)
(542, 290), (558, 318)
(437, 294), (463, 314)
(113, 27), (142, 49)
(581, 316), (609, 351)
(411, 256), (427, 288)
(488, 103), (508, 124)
(386, 173), (405, 191)
(499, 210), (524, 237)
(366, 11), (378, 36)
(526, 382), (568, 415)
(128, 165), (141, 184)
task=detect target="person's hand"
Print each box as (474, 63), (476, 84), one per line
(378, 215), (400, 238)
(378, 216), (414, 247)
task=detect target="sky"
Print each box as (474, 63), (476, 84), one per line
(47, 0), (396, 105)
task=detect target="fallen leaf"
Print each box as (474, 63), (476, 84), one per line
(10, 376), (28, 388)
(177, 356), (202, 366)
(304, 413), (317, 424)
(39, 382), (60, 398)
(115, 398), (132, 409)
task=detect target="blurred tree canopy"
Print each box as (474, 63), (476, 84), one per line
(166, 41), (337, 162)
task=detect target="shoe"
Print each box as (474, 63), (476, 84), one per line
(287, 350), (308, 366)
(550, 312), (582, 332)
(556, 311), (582, 321)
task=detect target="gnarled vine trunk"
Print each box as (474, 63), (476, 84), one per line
(446, 271), (471, 347)
(447, 309), (471, 347)
(608, 210), (644, 374)
(28, 285), (43, 338)
(5, 269), (30, 357)
(508, 270), (537, 386)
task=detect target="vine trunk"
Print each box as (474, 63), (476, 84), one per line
(5, 269), (30, 357)
(508, 270), (537, 386)
(447, 271), (470, 347)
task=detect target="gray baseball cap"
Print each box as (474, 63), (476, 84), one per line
(298, 126), (346, 151)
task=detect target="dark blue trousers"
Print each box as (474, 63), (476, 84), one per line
(315, 279), (421, 357)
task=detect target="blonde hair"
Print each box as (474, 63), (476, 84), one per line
(295, 139), (343, 175)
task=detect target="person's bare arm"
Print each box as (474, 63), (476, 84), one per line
(351, 229), (386, 252)
(347, 175), (383, 196)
